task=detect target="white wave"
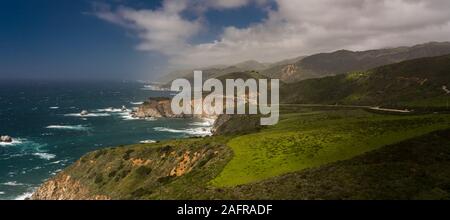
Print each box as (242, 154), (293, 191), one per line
(140, 140), (157, 144)
(0, 138), (23, 147)
(64, 113), (111, 117)
(46, 125), (90, 131)
(119, 112), (139, 120)
(2, 181), (25, 186)
(117, 111), (156, 121)
(14, 190), (35, 200)
(41, 132), (54, 136)
(50, 169), (63, 176)
(130, 101), (144, 105)
(33, 152), (56, 160)
(190, 119), (215, 127)
(189, 118), (215, 127)
(49, 106), (59, 109)
(154, 127), (212, 136)
(0, 192), (4, 195)
(96, 107), (126, 113)
(49, 160), (63, 164)
(189, 122), (210, 126)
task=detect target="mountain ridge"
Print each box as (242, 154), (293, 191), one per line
(159, 42), (450, 84)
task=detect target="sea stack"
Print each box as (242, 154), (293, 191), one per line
(0, 135), (13, 143)
(80, 110), (89, 116)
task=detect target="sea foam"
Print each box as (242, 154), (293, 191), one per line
(14, 190), (35, 200)
(1, 181), (25, 186)
(140, 140), (157, 144)
(154, 127), (212, 136)
(33, 152), (56, 160)
(46, 125), (90, 131)
(64, 113), (111, 117)
(0, 138), (23, 147)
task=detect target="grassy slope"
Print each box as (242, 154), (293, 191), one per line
(223, 129), (450, 200)
(212, 108), (450, 187)
(281, 55), (450, 108)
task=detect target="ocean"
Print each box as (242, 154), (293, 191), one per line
(0, 80), (212, 200)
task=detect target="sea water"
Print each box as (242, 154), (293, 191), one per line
(0, 80), (213, 200)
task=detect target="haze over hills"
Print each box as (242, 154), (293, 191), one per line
(160, 42), (450, 84)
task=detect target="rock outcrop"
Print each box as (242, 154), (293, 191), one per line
(132, 97), (188, 118)
(1, 135), (12, 143)
(31, 174), (110, 200)
(132, 97), (219, 119)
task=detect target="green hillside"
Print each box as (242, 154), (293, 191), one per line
(281, 54), (450, 108)
(212, 108), (450, 187)
(263, 42), (450, 82)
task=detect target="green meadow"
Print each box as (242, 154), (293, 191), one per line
(212, 108), (450, 187)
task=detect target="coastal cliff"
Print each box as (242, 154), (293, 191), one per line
(31, 174), (110, 200)
(132, 97), (218, 119)
(133, 97), (186, 118)
(31, 137), (232, 200)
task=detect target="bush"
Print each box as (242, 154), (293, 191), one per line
(135, 166), (152, 176)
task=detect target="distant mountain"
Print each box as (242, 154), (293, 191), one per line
(263, 42), (450, 82)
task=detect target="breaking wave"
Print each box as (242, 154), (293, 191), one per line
(33, 152), (56, 160)
(1, 181), (25, 186)
(140, 140), (157, 144)
(64, 113), (111, 117)
(46, 125), (90, 131)
(0, 138), (24, 147)
(14, 190), (35, 200)
(95, 107), (127, 113)
(154, 127), (212, 136)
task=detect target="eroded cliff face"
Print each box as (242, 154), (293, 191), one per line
(31, 174), (110, 200)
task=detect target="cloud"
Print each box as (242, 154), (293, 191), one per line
(94, 0), (450, 69)
(93, 0), (201, 55)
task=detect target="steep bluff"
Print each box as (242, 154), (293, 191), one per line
(132, 97), (218, 119)
(132, 97), (186, 118)
(31, 137), (232, 200)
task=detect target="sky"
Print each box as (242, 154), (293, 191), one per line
(1, 0), (450, 80)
